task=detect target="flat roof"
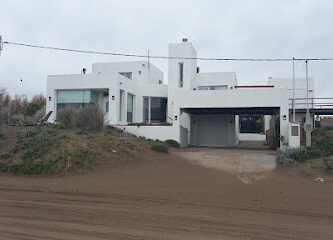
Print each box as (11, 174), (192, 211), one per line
(183, 107), (280, 115)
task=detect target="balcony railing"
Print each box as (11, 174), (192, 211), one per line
(289, 97), (333, 109)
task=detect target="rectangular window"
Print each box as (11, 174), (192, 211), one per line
(127, 93), (134, 123)
(143, 97), (167, 123)
(119, 90), (124, 122)
(57, 90), (99, 104)
(56, 90), (98, 113)
(119, 72), (132, 80)
(179, 63), (184, 87)
(198, 85), (228, 90)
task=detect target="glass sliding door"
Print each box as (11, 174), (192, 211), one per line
(142, 97), (167, 123)
(127, 93), (134, 123)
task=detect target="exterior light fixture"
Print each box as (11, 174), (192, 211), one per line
(112, 96), (115, 100)
(48, 97), (51, 101)
(174, 116), (178, 121)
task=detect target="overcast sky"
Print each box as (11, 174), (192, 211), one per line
(1, 0), (333, 98)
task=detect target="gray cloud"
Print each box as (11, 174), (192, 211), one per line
(0, 0), (333, 97)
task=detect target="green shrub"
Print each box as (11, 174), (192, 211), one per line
(278, 135), (333, 166)
(164, 139), (180, 148)
(151, 143), (169, 153)
(278, 147), (322, 165)
(56, 109), (75, 127)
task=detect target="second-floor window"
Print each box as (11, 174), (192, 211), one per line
(179, 63), (184, 87)
(120, 72), (132, 80)
(198, 85), (228, 90)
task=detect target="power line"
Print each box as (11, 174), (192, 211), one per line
(3, 40), (333, 62)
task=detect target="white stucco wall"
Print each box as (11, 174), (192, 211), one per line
(92, 61), (164, 85)
(196, 72), (237, 89)
(118, 125), (176, 141)
(167, 42), (197, 123)
(238, 133), (266, 141)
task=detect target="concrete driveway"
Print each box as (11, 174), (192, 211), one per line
(173, 147), (277, 184)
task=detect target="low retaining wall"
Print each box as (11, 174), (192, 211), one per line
(238, 133), (266, 141)
(116, 125), (176, 141)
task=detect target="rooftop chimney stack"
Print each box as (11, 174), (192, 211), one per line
(82, 68), (86, 74)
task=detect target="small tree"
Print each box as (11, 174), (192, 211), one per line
(24, 94), (46, 116)
(10, 94), (28, 115)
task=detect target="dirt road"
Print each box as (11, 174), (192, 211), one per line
(0, 149), (332, 239)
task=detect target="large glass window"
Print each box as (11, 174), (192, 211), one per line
(127, 94), (134, 123)
(56, 90), (98, 112)
(143, 97), (167, 123)
(57, 103), (87, 110)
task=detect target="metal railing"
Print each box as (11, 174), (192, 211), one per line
(289, 97), (333, 109)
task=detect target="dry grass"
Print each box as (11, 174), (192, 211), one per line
(0, 124), (152, 175)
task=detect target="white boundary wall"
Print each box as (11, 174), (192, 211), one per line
(238, 133), (266, 141)
(117, 125), (176, 141)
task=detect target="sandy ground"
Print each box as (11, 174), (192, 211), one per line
(174, 147), (277, 183)
(0, 149), (332, 239)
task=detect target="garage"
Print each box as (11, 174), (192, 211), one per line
(183, 107), (281, 148)
(188, 114), (236, 147)
(196, 115), (229, 147)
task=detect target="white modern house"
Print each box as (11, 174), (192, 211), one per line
(46, 40), (296, 149)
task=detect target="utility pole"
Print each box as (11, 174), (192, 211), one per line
(305, 60), (312, 147)
(292, 57), (295, 122)
(147, 50), (150, 83)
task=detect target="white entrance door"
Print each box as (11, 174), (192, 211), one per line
(197, 115), (228, 147)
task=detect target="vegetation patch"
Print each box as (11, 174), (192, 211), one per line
(127, 122), (172, 127)
(278, 127), (333, 174)
(57, 105), (104, 130)
(164, 139), (180, 148)
(0, 122), (156, 175)
(151, 143), (169, 153)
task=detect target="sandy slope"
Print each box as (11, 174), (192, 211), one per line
(0, 150), (332, 240)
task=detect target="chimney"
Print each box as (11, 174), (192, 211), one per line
(196, 67), (200, 73)
(182, 38), (188, 42)
(82, 68), (86, 74)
